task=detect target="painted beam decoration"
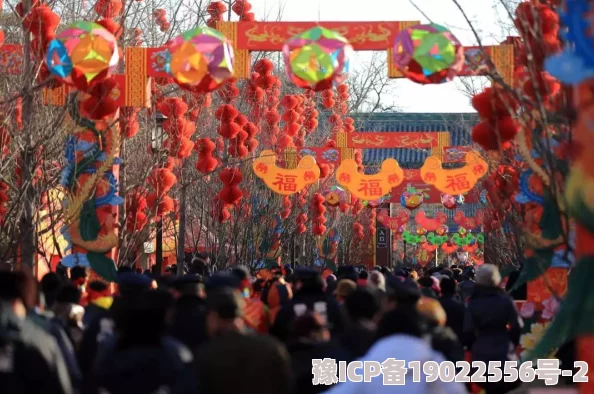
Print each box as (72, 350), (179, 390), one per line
(420, 152), (488, 195)
(298, 147), (341, 165)
(253, 150), (320, 195)
(336, 158), (404, 201)
(346, 131), (446, 149)
(215, 20), (419, 78)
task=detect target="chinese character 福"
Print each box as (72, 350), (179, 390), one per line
(445, 173), (471, 192)
(272, 174), (298, 192)
(358, 179), (382, 197)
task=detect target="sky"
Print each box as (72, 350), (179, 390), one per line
(250, 0), (517, 113)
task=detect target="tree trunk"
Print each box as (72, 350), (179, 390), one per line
(176, 185), (187, 275)
(19, 6), (35, 271)
(20, 147), (36, 271)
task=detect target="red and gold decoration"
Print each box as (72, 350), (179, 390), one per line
(420, 152), (488, 195)
(336, 158), (404, 201)
(252, 150), (320, 195)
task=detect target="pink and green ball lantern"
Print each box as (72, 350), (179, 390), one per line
(283, 26), (353, 91)
(46, 21), (119, 90)
(393, 23), (465, 85)
(165, 27), (234, 92)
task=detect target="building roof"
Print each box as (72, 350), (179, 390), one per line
(349, 112), (479, 168)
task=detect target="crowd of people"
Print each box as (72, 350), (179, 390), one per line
(0, 259), (566, 394)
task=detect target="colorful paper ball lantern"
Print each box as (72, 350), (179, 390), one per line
(416, 227), (427, 236)
(393, 23), (464, 85)
(283, 26), (353, 91)
(441, 193), (457, 209)
(166, 27), (234, 90)
(46, 21), (119, 88)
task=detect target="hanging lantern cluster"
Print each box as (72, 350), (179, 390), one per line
(281, 196), (292, 219)
(153, 8), (170, 31)
(231, 0), (255, 21)
(21, 2), (60, 64)
(470, 87), (520, 151)
(0, 181), (8, 225)
(368, 208), (377, 236)
(206, 1), (226, 28)
(279, 95), (301, 149)
(296, 212), (307, 234)
(303, 91), (319, 133)
(215, 168), (243, 223)
(311, 193), (327, 235)
(160, 98), (195, 159)
(125, 187), (148, 232)
(194, 138), (218, 174)
(352, 222), (364, 240)
(120, 108), (140, 139)
(147, 166), (177, 216)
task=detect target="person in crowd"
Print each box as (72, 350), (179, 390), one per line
(83, 281), (113, 328)
(195, 288), (292, 394)
(231, 267), (269, 333)
(452, 268), (463, 282)
(336, 265), (358, 283)
(168, 274), (208, 353)
(0, 270), (73, 394)
(357, 270), (368, 286)
(341, 287), (381, 359)
(0, 261), (13, 271)
(87, 289), (196, 394)
(262, 274), (293, 326)
(51, 284), (85, 350)
(78, 272), (153, 378)
(271, 269), (345, 343)
(382, 276), (421, 313)
(368, 270), (386, 292)
(439, 276), (465, 341)
(409, 270), (419, 281)
(41, 272), (64, 310)
(417, 276), (440, 298)
(70, 266), (89, 306)
(464, 264), (523, 394)
(334, 279), (356, 304)
(417, 297), (464, 363)
(326, 307), (467, 394)
(325, 274), (338, 295)
(29, 283), (82, 390)
(288, 312), (351, 394)
(458, 268), (476, 301)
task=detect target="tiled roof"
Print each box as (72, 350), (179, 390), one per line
(348, 113), (479, 168)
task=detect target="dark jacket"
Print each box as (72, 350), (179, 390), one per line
(287, 339), (351, 394)
(439, 295), (465, 341)
(340, 320), (376, 360)
(463, 286), (523, 363)
(0, 306), (73, 394)
(458, 280), (475, 301)
(29, 311), (82, 390)
(271, 292), (346, 343)
(168, 295), (207, 353)
(430, 325), (465, 363)
(87, 336), (196, 394)
(78, 306), (113, 378)
(195, 331), (292, 394)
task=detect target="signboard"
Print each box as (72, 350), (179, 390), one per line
(377, 228), (388, 249)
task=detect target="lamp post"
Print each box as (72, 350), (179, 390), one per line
(152, 112), (167, 274)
